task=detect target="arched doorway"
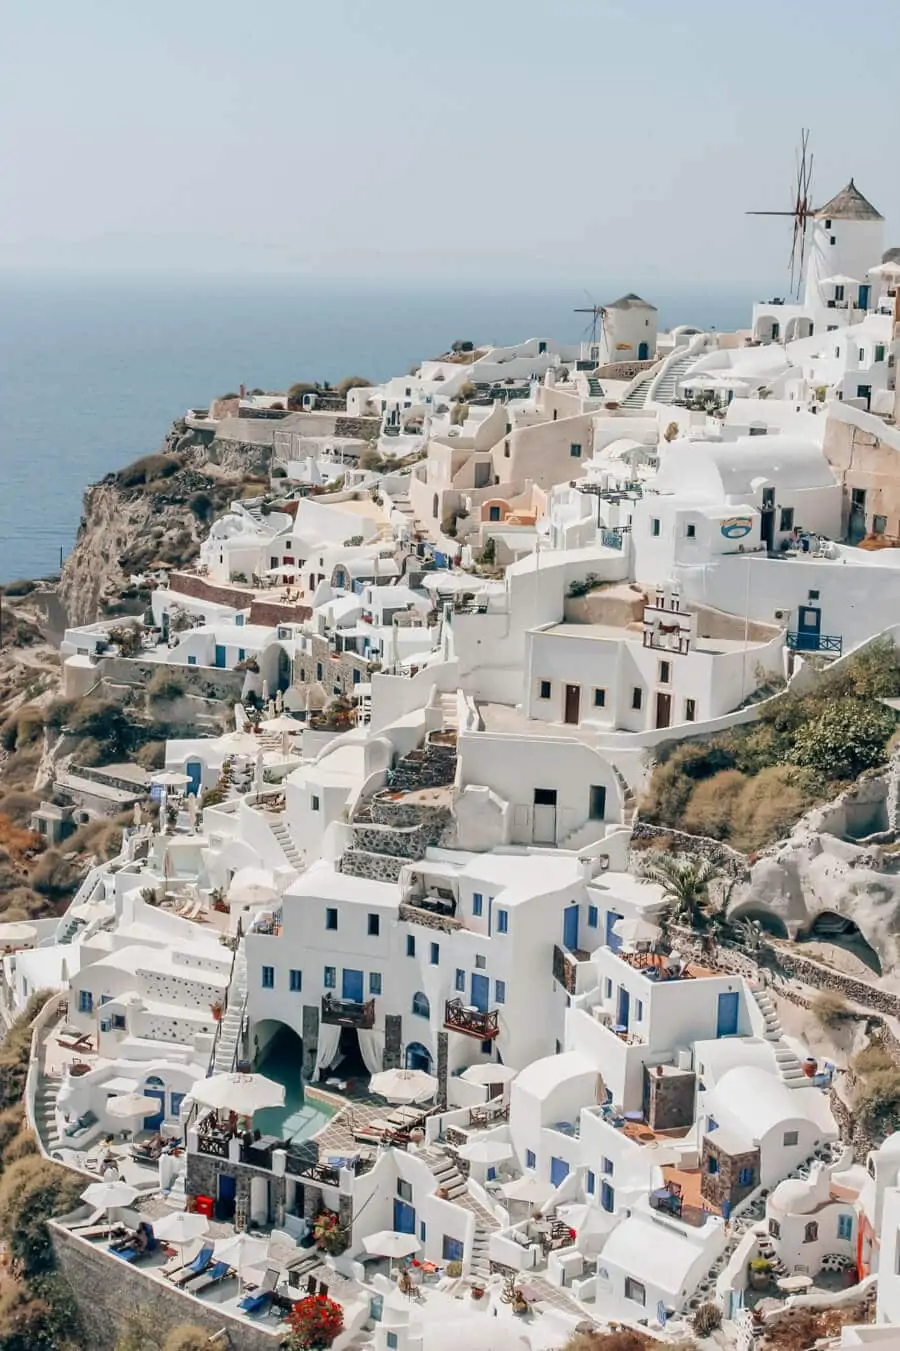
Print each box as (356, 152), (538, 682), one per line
(142, 1074), (166, 1130)
(405, 1042), (433, 1072)
(185, 760), (202, 796)
(411, 992), (430, 1019)
(638, 342), (650, 361)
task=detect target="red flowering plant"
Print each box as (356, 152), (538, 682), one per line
(312, 1208), (346, 1255)
(286, 1294), (345, 1349)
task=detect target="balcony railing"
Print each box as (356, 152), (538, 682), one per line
(553, 945), (577, 995)
(786, 631), (842, 655)
(321, 994), (376, 1029)
(444, 998), (499, 1039)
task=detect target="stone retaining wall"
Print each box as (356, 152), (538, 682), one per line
(339, 849), (406, 883)
(771, 945), (900, 1017)
(168, 572), (256, 608)
(97, 654), (246, 702)
(630, 822), (750, 878)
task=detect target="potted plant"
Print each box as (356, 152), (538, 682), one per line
(748, 1257), (772, 1289)
(285, 1293), (344, 1349)
(210, 1001), (224, 1022)
(470, 1282), (485, 1300)
(444, 1260), (463, 1279)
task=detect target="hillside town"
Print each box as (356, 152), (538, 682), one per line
(6, 176), (900, 1351)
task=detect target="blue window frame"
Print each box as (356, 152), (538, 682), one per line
(526, 1149), (536, 1169)
(238, 648), (246, 662)
(586, 1170), (596, 1194)
(187, 655), (197, 665)
(325, 907), (338, 931)
(406, 935), (415, 957)
(369, 972), (382, 995)
(838, 1214), (853, 1240)
(442, 1236), (464, 1263)
(495, 979), (506, 1004)
(324, 966), (336, 989)
(289, 969), (302, 992)
(261, 966), (275, 989)
(600, 1181), (615, 1212)
(602, 1157), (614, 1175)
(78, 990), (93, 1014)
(430, 942), (440, 965)
(738, 1166), (754, 1186)
(472, 892), (483, 917)
(100, 994), (112, 1005)
(455, 968), (465, 992)
(496, 909), (509, 934)
(708, 1156), (719, 1175)
(387, 1335), (398, 1350)
(587, 905), (599, 928)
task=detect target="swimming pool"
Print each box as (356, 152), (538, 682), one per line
(251, 1035), (336, 1142)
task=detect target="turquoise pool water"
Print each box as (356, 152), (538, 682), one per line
(252, 1036), (336, 1143)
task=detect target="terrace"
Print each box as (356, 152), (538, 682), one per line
(443, 998), (500, 1040)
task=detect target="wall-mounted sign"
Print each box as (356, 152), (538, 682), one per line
(721, 517), (754, 540)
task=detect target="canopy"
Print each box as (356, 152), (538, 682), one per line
(611, 916), (661, 946)
(500, 1176), (556, 1205)
(153, 1211), (210, 1248)
(870, 260), (900, 277)
(363, 1230), (420, 1260)
(819, 273), (860, 286)
(213, 1232), (269, 1272)
(264, 565), (299, 577)
(461, 1063), (518, 1088)
(457, 1140), (514, 1166)
(227, 868), (278, 906)
(82, 1180), (139, 1211)
(105, 1093), (161, 1121)
(151, 771), (192, 789)
(190, 1072), (285, 1115)
(368, 1068), (437, 1103)
(261, 714), (302, 733)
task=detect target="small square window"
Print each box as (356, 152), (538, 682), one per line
(387, 1334), (398, 1350)
(808, 590), (820, 601)
(658, 660), (671, 684)
(651, 518), (661, 537)
(783, 1130), (799, 1146)
(324, 966), (336, 988)
(708, 1155), (719, 1174)
(406, 935), (416, 958)
(496, 909), (509, 934)
(538, 679), (552, 700)
(481, 1038), (493, 1053)
(475, 954), (486, 969)
(367, 913), (380, 937)
(430, 942), (440, 965)
(472, 893), (483, 917)
(593, 688), (606, 708)
(738, 1166), (754, 1186)
(311, 794), (320, 812)
(526, 1149), (536, 1169)
(289, 969), (302, 992)
(602, 1157), (613, 1175)
(587, 905), (599, 928)
(769, 1218), (781, 1238)
(325, 907), (338, 931)
(625, 1277), (646, 1306)
(830, 235), (836, 245)
(685, 698), (696, 721)
(838, 1214), (853, 1240)
(369, 972), (382, 995)
(495, 979), (506, 1003)
(686, 522), (696, 539)
(631, 687), (643, 711)
(261, 966), (275, 989)
(570, 443), (582, 458)
(779, 506), (794, 532)
(804, 1221), (818, 1243)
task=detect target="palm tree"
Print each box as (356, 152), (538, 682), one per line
(642, 852), (723, 931)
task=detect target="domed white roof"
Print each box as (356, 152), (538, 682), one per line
(769, 1176), (817, 1214)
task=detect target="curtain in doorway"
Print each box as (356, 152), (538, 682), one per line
(357, 1029), (384, 1076)
(315, 1024), (342, 1076)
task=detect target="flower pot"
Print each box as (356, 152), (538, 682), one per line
(748, 1267), (770, 1290)
(471, 1286), (485, 1300)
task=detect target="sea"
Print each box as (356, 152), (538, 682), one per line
(0, 272), (762, 584)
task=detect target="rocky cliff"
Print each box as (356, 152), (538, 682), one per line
(58, 421), (273, 626)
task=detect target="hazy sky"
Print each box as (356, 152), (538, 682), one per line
(4, 0), (899, 286)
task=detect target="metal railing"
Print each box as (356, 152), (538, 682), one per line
(321, 994), (376, 1029)
(443, 999), (499, 1039)
(786, 631), (842, 655)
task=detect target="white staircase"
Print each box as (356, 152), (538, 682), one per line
(419, 1145), (499, 1279)
(34, 1076), (63, 1153)
(439, 692), (459, 733)
(420, 1147), (468, 1200)
(469, 1223), (492, 1281)
(651, 350), (700, 404)
(621, 371), (656, 409)
(214, 944), (247, 1074)
(270, 816), (304, 871)
(752, 988), (807, 1088)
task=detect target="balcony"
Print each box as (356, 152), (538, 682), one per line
(786, 631), (842, 655)
(553, 945), (577, 994)
(321, 994), (375, 1029)
(444, 998), (499, 1040)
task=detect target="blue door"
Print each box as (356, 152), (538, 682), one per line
(214, 644), (226, 668)
(638, 342), (649, 360)
(858, 284), (870, 310)
(605, 911), (623, 954)
(142, 1076), (166, 1130)
(218, 1173), (237, 1220)
(393, 1198), (416, 1234)
(717, 991), (739, 1038)
(550, 1157), (570, 1188)
(471, 973), (489, 1013)
(600, 1181), (615, 1212)
(185, 761), (202, 797)
(563, 905), (579, 953)
(616, 986), (630, 1030)
(342, 969), (364, 1003)
(796, 606), (821, 651)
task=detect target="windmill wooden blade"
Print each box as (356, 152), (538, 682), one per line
(747, 129), (813, 298)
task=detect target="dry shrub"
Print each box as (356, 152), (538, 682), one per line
(135, 740), (166, 770)
(680, 770), (746, 840)
(812, 991), (852, 1027)
(0, 888), (50, 921)
(729, 765), (820, 852)
(0, 744), (41, 789)
(0, 807), (41, 848)
(29, 850), (80, 898)
(67, 818), (122, 861)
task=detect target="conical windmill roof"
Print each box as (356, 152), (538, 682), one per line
(814, 179), (883, 222)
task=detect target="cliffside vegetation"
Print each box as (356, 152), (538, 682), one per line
(641, 639), (900, 854)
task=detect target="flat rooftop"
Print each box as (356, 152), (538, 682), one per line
(543, 620), (773, 655)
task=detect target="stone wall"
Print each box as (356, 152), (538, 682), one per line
(700, 1137), (760, 1211)
(168, 572), (256, 608)
(97, 654), (247, 702)
(630, 822), (750, 879)
(248, 599), (312, 626)
(384, 1014), (402, 1070)
(369, 797), (450, 830)
(335, 416), (381, 441)
(296, 634), (370, 697)
(339, 849), (405, 883)
(51, 1225), (281, 1350)
(645, 1065), (695, 1132)
(770, 946), (900, 1017)
(350, 816), (451, 861)
(186, 1148), (287, 1228)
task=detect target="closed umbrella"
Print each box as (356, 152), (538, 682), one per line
(500, 1176), (556, 1206)
(154, 1211), (209, 1270)
(363, 1229), (420, 1277)
(82, 1180), (138, 1239)
(189, 1071), (285, 1116)
(227, 868), (278, 906)
(368, 1068), (437, 1104)
(460, 1063), (518, 1088)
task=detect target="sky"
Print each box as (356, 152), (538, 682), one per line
(3, 0), (900, 287)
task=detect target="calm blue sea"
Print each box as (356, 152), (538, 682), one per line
(0, 273), (760, 583)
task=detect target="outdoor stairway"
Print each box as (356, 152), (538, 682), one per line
(652, 350), (699, 404)
(270, 816), (304, 870)
(213, 944), (247, 1075)
(34, 1076), (63, 1153)
(469, 1223), (492, 1281)
(420, 1147), (468, 1200)
(621, 372), (655, 408)
(752, 989), (807, 1089)
(587, 377), (604, 399)
(439, 692), (459, 733)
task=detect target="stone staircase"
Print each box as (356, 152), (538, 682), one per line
(420, 1146), (468, 1200)
(269, 816), (304, 870)
(752, 989), (807, 1089)
(652, 350), (700, 404)
(34, 1075), (63, 1154)
(214, 944), (247, 1074)
(622, 371), (655, 409)
(587, 377), (604, 400)
(419, 1146), (496, 1280)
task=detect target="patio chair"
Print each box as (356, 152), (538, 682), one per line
(169, 1244), (214, 1286)
(184, 1261), (232, 1294)
(238, 1267), (280, 1315)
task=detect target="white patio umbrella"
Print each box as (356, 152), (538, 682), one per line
(190, 1071), (285, 1116)
(219, 731), (263, 755)
(363, 1229), (420, 1277)
(154, 1211), (209, 1269)
(500, 1176), (556, 1207)
(82, 1179), (139, 1239)
(611, 916), (662, 947)
(262, 713), (303, 756)
(870, 260), (900, 279)
(461, 1063), (518, 1088)
(106, 1092), (160, 1121)
(227, 867), (278, 906)
(457, 1140), (514, 1166)
(213, 1232), (269, 1290)
(368, 1068), (437, 1104)
(819, 273), (860, 287)
(151, 771), (192, 789)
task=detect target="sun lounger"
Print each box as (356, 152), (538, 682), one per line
(169, 1244), (214, 1286)
(73, 1223), (123, 1241)
(63, 1110), (98, 1140)
(184, 1261), (231, 1294)
(239, 1267), (279, 1315)
(112, 1236), (159, 1263)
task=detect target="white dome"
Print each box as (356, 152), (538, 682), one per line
(769, 1177), (817, 1215)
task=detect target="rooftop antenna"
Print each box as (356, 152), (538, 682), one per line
(746, 129), (814, 297)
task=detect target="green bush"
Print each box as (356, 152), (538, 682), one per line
(135, 740), (166, 770)
(147, 670), (185, 704)
(2, 579), (37, 598)
(68, 700), (132, 760)
(115, 454), (180, 489)
(188, 491), (213, 521)
(0, 1155), (85, 1276)
(792, 701), (895, 779)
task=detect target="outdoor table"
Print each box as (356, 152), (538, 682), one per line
(624, 1110), (644, 1122)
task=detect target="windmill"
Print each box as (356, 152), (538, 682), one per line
(747, 129), (814, 296)
(573, 294), (609, 361)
